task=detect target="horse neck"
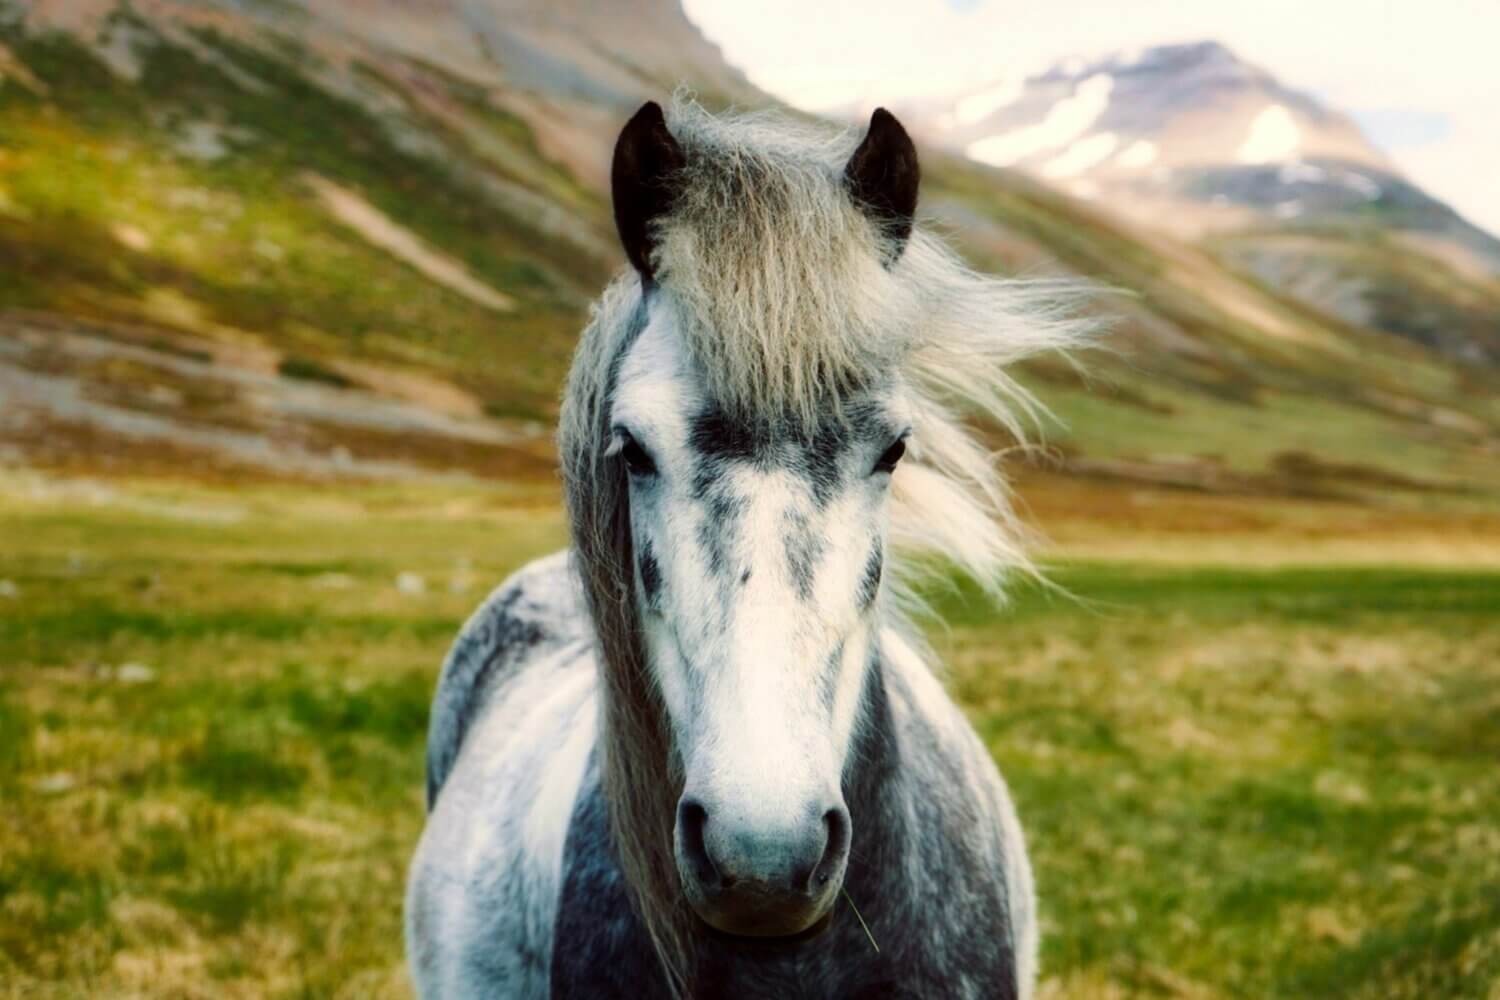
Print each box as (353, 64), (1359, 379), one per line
(841, 645), (912, 902)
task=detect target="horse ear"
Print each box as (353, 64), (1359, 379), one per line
(612, 101), (684, 281)
(844, 107), (920, 261)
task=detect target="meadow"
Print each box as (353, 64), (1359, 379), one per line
(1, 473), (1498, 998)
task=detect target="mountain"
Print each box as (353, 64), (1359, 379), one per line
(921, 43), (1384, 182)
(913, 41), (1496, 260)
(909, 41), (1500, 364)
(1, 4), (1498, 503)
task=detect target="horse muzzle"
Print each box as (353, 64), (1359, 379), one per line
(674, 794), (851, 937)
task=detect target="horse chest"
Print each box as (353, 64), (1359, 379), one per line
(549, 770), (1017, 1000)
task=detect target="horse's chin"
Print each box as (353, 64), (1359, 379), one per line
(696, 906), (837, 949)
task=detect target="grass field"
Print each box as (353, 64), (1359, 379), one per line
(2, 474), (1499, 998)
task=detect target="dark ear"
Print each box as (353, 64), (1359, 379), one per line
(612, 101), (684, 281)
(844, 108), (920, 262)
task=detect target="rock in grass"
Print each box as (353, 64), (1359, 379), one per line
(116, 663), (156, 684)
(34, 773), (76, 795)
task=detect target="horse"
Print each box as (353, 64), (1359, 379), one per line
(405, 97), (1089, 999)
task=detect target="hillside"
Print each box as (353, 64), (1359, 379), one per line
(907, 41), (1500, 367)
(1, 2), (1498, 505)
(911, 41), (1500, 264)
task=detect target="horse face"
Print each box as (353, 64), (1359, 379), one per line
(610, 309), (909, 937)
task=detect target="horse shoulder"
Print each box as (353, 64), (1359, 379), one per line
(406, 551), (600, 999)
(424, 550), (586, 808)
(879, 628), (1039, 1000)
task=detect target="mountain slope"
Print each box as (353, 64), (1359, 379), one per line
(914, 41), (1498, 261)
(909, 41), (1500, 365)
(1, 3), (1497, 503)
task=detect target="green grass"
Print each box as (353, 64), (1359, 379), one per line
(0, 477), (566, 996)
(938, 564), (1500, 998)
(1, 477), (1498, 997)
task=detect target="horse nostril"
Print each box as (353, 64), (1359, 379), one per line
(812, 806), (850, 889)
(678, 795), (850, 902)
(677, 798), (717, 885)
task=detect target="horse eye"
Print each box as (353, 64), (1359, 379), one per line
(620, 436), (657, 477)
(872, 438), (906, 476)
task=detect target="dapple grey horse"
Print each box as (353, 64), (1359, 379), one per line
(407, 98), (1088, 998)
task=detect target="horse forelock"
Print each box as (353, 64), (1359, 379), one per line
(646, 99), (1096, 605)
(654, 100), (914, 432)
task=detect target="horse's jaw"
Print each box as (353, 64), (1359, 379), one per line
(696, 905), (838, 949)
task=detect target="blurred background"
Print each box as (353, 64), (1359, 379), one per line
(1, 1), (1497, 997)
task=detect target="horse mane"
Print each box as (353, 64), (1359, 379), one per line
(558, 97), (1093, 994)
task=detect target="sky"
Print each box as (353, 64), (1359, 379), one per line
(682, 0), (1500, 237)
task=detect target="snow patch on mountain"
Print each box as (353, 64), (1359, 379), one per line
(1343, 171), (1382, 199)
(1067, 179), (1101, 200)
(1043, 132), (1119, 179)
(1116, 139), (1158, 169)
(1237, 105), (1301, 164)
(1278, 162), (1327, 184)
(966, 73), (1114, 168)
(952, 78), (1024, 127)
